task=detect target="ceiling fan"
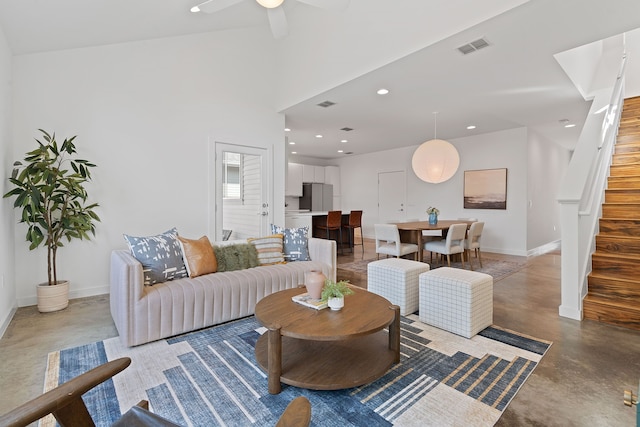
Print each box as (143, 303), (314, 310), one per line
(191, 0), (350, 39)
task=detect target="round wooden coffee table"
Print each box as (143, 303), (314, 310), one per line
(254, 286), (400, 394)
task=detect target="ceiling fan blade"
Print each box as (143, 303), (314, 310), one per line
(196, 0), (245, 14)
(267, 7), (288, 39)
(295, 0), (350, 11)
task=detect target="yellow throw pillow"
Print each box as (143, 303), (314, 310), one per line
(177, 235), (217, 277)
(247, 234), (285, 265)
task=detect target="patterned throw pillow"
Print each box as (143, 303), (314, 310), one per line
(271, 225), (310, 262)
(123, 228), (188, 286)
(177, 235), (217, 278)
(248, 234), (286, 265)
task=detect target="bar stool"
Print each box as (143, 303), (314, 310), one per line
(316, 210), (343, 254)
(343, 210), (364, 258)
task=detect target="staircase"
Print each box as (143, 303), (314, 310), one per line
(583, 96), (640, 331)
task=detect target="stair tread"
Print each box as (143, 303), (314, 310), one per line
(592, 252), (640, 261)
(584, 295), (640, 310)
(588, 273), (638, 284)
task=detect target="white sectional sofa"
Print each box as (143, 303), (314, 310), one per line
(110, 237), (336, 347)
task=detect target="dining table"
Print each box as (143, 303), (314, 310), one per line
(392, 220), (475, 262)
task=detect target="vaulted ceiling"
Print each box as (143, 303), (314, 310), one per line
(1, 0), (639, 159)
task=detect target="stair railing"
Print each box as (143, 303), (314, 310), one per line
(557, 53), (627, 320)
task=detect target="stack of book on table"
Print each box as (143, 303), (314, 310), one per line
(292, 292), (328, 310)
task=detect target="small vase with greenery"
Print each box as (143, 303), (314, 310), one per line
(3, 130), (100, 310)
(321, 279), (354, 311)
(426, 206), (439, 225)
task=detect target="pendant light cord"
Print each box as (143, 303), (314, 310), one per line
(433, 111), (438, 139)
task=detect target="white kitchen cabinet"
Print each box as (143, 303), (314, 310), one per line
(302, 164), (325, 183)
(302, 164), (315, 183)
(324, 166), (341, 196)
(286, 163), (303, 196)
(285, 213), (313, 230)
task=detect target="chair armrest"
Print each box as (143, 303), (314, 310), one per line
(0, 358), (131, 427)
(110, 250), (145, 347)
(308, 237), (337, 282)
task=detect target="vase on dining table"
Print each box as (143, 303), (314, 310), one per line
(429, 212), (438, 225)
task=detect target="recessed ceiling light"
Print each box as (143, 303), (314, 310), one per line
(341, 140), (348, 143)
(284, 128), (291, 132)
(190, 5), (200, 12)
(467, 125), (476, 130)
(289, 141), (295, 145)
(377, 88), (389, 95)
(315, 134), (323, 138)
(291, 151), (297, 154)
(338, 150), (344, 153)
(564, 123), (576, 128)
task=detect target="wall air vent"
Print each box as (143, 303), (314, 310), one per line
(340, 127), (353, 131)
(317, 101), (336, 108)
(457, 37), (490, 55)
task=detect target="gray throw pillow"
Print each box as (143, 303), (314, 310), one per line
(271, 224), (310, 262)
(124, 227), (188, 285)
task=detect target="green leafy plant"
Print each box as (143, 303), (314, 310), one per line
(321, 279), (354, 301)
(3, 130), (100, 286)
(426, 206), (439, 215)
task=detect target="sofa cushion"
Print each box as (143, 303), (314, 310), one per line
(248, 234), (285, 265)
(123, 227), (188, 285)
(178, 235), (217, 277)
(213, 243), (260, 272)
(271, 225), (310, 262)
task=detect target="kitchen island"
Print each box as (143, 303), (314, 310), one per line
(285, 211), (354, 252)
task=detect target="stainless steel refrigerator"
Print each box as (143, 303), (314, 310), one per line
(299, 183), (333, 211)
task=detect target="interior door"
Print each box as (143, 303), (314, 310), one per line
(378, 170), (407, 223)
(211, 142), (270, 241)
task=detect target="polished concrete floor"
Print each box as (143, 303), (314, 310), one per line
(1, 241), (639, 426)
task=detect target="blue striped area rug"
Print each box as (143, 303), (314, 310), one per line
(43, 316), (551, 427)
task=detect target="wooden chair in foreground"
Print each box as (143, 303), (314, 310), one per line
(0, 357), (312, 427)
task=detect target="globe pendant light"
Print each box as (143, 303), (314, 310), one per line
(256, 0), (284, 8)
(411, 112), (460, 183)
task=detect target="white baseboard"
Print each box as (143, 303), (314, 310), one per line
(17, 285), (110, 308)
(527, 240), (561, 257)
(0, 304), (18, 340)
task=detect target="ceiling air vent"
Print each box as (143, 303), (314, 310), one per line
(317, 100), (336, 108)
(340, 127), (353, 132)
(457, 37), (490, 55)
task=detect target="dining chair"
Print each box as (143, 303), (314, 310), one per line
(374, 223), (419, 260)
(423, 223), (468, 268)
(316, 210), (343, 254)
(342, 210), (364, 258)
(465, 221), (485, 270)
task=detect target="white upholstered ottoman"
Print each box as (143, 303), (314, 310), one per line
(419, 267), (493, 338)
(367, 258), (430, 315)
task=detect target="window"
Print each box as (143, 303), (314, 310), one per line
(223, 152), (241, 200)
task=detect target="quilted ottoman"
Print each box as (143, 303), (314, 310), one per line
(368, 258), (430, 315)
(419, 267), (493, 338)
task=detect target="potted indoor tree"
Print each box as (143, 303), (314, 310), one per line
(4, 129), (100, 312)
(321, 279), (354, 311)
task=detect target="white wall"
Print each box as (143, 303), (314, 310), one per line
(10, 28), (285, 306)
(527, 130), (569, 252)
(336, 127), (548, 256)
(0, 23), (15, 334)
